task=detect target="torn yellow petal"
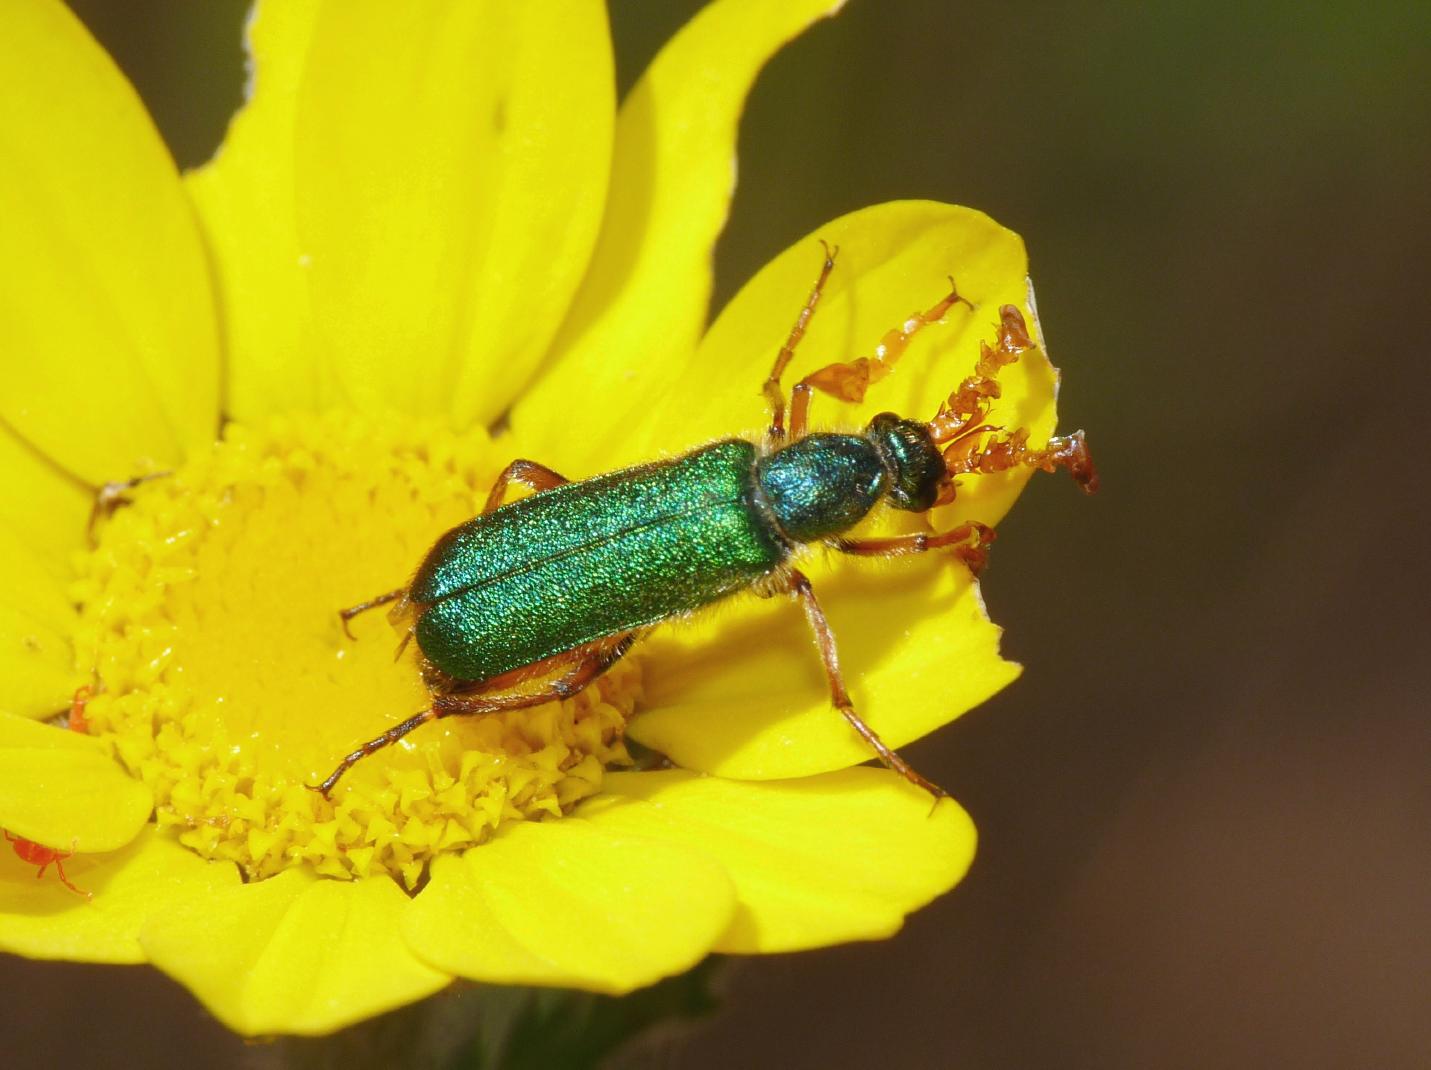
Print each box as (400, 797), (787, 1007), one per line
(185, 0), (325, 420)
(291, 0), (614, 424)
(403, 818), (735, 994)
(0, 526), (81, 718)
(584, 203), (1047, 778)
(0, 828), (238, 964)
(511, 0), (848, 475)
(601, 201), (1054, 505)
(0, 421), (89, 579)
(630, 556), (1019, 781)
(0, 0), (219, 483)
(0, 712), (152, 850)
(141, 870), (449, 1036)
(586, 769), (976, 952)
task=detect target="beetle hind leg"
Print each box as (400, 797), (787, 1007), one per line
(308, 634), (637, 798)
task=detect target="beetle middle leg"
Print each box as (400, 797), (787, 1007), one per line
(309, 633), (636, 798)
(787, 278), (974, 440)
(483, 458), (568, 513)
(338, 588), (408, 639)
(781, 568), (947, 801)
(831, 520), (997, 575)
(338, 459), (572, 639)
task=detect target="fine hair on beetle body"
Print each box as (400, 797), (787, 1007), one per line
(316, 241), (1097, 800)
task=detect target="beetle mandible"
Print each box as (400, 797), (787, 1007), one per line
(313, 243), (1097, 799)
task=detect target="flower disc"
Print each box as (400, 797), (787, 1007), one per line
(71, 414), (637, 887)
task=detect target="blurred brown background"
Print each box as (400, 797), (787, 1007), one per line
(5, 1), (1429, 1066)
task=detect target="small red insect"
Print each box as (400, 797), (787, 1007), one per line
(67, 683), (92, 735)
(1, 684), (99, 899)
(4, 831), (90, 899)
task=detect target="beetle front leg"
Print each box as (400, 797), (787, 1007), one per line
(483, 459), (569, 513)
(763, 241), (838, 447)
(831, 520), (996, 575)
(782, 569), (947, 801)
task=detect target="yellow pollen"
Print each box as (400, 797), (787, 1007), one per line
(71, 414), (638, 888)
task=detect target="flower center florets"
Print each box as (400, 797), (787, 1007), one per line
(71, 413), (637, 887)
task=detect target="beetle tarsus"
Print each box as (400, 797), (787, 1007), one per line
(308, 706), (438, 798)
(337, 587), (407, 641)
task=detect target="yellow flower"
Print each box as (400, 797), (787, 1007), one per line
(0, 0), (1066, 1037)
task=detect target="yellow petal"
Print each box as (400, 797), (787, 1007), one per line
(0, 0), (219, 483)
(403, 818), (735, 994)
(0, 604), (77, 719)
(184, 0), (325, 420)
(0, 828), (238, 964)
(585, 769), (976, 952)
(141, 870), (450, 1036)
(510, 0), (848, 474)
(0, 712), (152, 851)
(0, 524), (81, 718)
(278, 0), (614, 424)
(0, 421), (89, 578)
(629, 555), (1020, 780)
(0, 526), (74, 635)
(0, 432), (86, 715)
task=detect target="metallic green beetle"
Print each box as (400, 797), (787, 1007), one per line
(314, 245), (1096, 798)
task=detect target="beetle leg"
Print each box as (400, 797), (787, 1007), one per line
(338, 461), (571, 640)
(788, 278), (974, 441)
(781, 569), (947, 801)
(338, 588), (407, 640)
(308, 634), (636, 798)
(763, 241), (838, 447)
(483, 459), (569, 513)
(831, 521), (996, 575)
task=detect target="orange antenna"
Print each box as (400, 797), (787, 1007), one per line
(927, 305), (1099, 506)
